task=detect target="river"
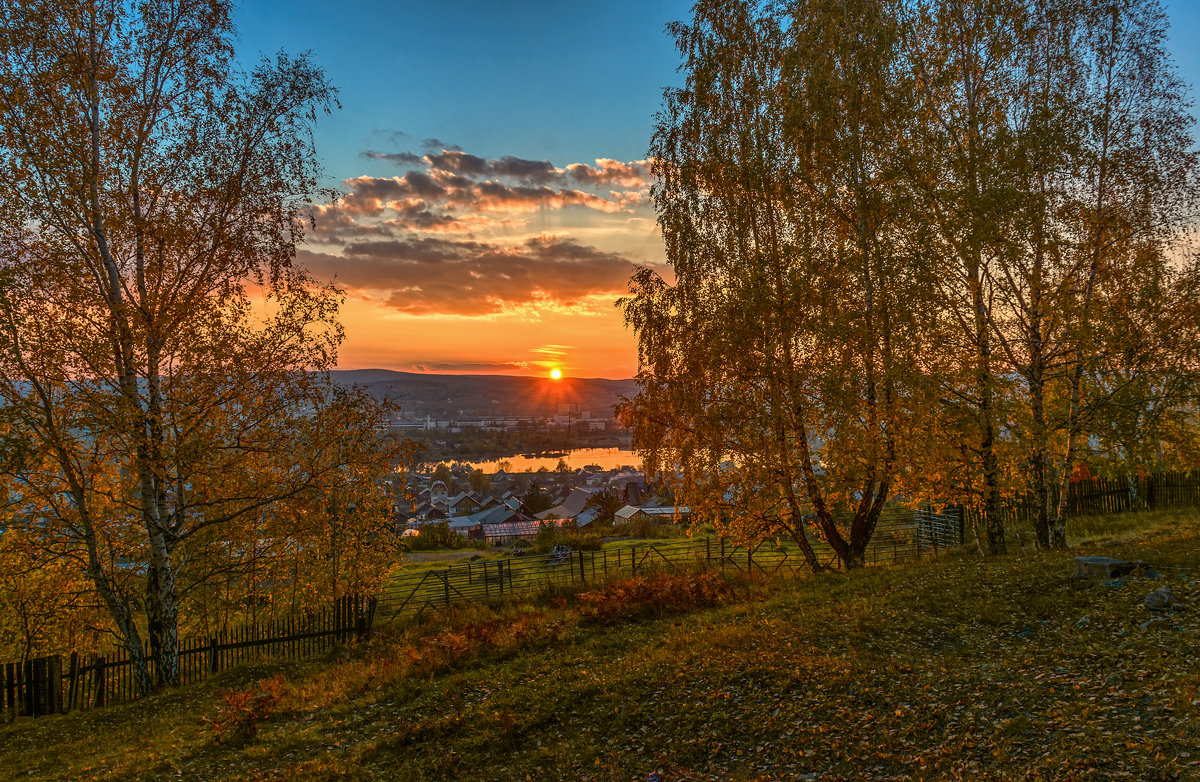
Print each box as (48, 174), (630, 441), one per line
(452, 447), (642, 473)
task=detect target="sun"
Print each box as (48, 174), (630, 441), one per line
(549, 368), (563, 380)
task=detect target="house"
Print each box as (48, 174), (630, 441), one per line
(573, 507), (601, 528)
(448, 505), (534, 540)
(614, 505), (644, 524)
(535, 486), (596, 522)
(446, 492), (481, 518)
(614, 504), (691, 526)
(609, 472), (647, 505)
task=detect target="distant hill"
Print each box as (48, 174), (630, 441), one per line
(329, 369), (639, 421)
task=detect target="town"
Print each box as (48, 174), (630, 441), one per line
(392, 461), (688, 545)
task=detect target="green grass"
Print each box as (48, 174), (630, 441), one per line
(4, 509), (1200, 780)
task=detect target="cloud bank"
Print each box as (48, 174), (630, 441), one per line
(304, 141), (659, 319)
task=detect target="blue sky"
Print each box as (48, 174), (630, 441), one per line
(234, 0), (1200, 178)
(234, 1), (691, 184)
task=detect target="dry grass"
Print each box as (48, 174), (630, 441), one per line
(2, 509), (1198, 781)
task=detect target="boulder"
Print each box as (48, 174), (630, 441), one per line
(1074, 556), (1161, 582)
(1144, 585), (1185, 613)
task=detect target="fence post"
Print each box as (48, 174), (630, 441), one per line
(720, 538), (726, 574)
(4, 662), (13, 720)
(365, 596), (378, 638)
(354, 595), (365, 641)
(67, 652), (79, 713)
(578, 551), (586, 585)
(93, 655), (106, 709)
(25, 657), (38, 717)
(48, 655), (63, 715)
(21, 660), (32, 717)
(208, 636), (219, 675)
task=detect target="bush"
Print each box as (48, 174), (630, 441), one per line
(407, 521), (467, 551)
(530, 522), (603, 554)
(574, 572), (736, 625)
(610, 518), (687, 540)
(202, 674), (288, 746)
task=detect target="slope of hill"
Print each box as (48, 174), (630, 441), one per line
(2, 509), (1197, 780)
(330, 369), (639, 421)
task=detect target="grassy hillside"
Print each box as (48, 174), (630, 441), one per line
(2, 510), (1199, 781)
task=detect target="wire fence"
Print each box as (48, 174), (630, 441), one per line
(376, 507), (963, 621)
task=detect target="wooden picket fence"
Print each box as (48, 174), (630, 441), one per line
(966, 470), (1200, 533)
(1, 594), (375, 721)
(1058, 470), (1200, 516)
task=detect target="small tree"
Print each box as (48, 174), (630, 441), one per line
(584, 489), (623, 525)
(522, 485), (554, 515)
(467, 468), (491, 496)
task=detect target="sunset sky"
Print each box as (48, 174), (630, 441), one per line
(234, 0), (1200, 380)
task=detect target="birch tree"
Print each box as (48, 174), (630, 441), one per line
(0, 0), (396, 692)
(624, 0), (940, 570)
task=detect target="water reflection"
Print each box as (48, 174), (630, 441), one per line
(449, 447), (641, 473)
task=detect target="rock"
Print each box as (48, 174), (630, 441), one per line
(1074, 614), (1092, 629)
(1145, 586), (1185, 613)
(1076, 556), (1134, 581)
(1075, 557), (1162, 582)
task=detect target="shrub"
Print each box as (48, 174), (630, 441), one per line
(407, 521), (467, 551)
(202, 674), (288, 746)
(531, 522), (602, 554)
(611, 518), (686, 540)
(574, 572), (736, 625)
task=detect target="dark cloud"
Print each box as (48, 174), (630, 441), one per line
(361, 143), (649, 190)
(419, 151), (559, 185)
(298, 236), (652, 316)
(488, 155), (559, 184)
(338, 174), (448, 217)
(424, 150), (490, 177)
(361, 150), (423, 166)
(338, 174), (627, 217)
(422, 138), (461, 151)
(460, 181), (623, 213)
(408, 361), (529, 373)
(387, 201), (458, 231)
(305, 205), (396, 243)
(341, 236), (490, 263)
